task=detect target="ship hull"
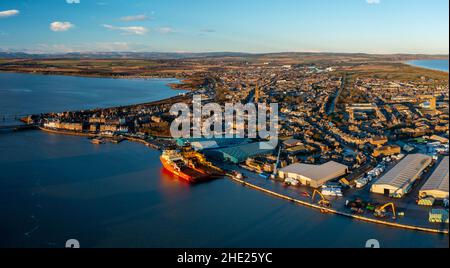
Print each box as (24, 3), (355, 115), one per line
(160, 156), (193, 181)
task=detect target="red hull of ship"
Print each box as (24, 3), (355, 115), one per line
(160, 156), (195, 182)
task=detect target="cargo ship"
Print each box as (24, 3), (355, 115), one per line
(160, 150), (218, 183)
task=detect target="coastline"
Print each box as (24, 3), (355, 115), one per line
(227, 175), (449, 235)
(39, 126), (173, 150)
(37, 125), (449, 236)
(403, 60), (449, 73)
(3, 64), (448, 240)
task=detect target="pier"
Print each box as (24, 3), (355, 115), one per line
(217, 160), (449, 236)
(0, 114), (37, 132)
(0, 124), (37, 132)
(226, 174), (448, 235)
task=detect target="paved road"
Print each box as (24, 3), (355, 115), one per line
(326, 76), (345, 115)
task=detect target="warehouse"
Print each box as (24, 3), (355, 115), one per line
(420, 157), (449, 200)
(371, 154), (432, 198)
(278, 161), (348, 188)
(205, 142), (274, 164)
(176, 137), (251, 151)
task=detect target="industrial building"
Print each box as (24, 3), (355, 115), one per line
(205, 142), (274, 164)
(176, 137), (251, 151)
(420, 157), (449, 200)
(371, 154), (432, 198)
(278, 161), (348, 188)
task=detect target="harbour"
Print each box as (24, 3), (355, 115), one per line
(0, 71), (448, 248)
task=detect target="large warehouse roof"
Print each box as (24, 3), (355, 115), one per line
(374, 154), (432, 189)
(177, 137), (250, 148)
(279, 161), (348, 183)
(216, 142), (274, 163)
(421, 157), (449, 193)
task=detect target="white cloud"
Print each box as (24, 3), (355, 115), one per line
(66, 0), (80, 4)
(102, 24), (149, 35)
(0, 9), (20, 18)
(366, 0), (380, 4)
(50, 21), (75, 32)
(120, 14), (151, 22)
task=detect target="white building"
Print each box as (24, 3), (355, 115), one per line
(278, 161), (348, 188)
(420, 157), (449, 200)
(371, 154), (432, 198)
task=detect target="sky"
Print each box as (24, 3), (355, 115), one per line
(0, 0), (448, 54)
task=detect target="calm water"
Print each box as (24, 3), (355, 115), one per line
(0, 73), (448, 248)
(408, 59), (449, 72)
(0, 73), (182, 125)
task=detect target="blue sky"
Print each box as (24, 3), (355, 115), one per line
(0, 0), (448, 54)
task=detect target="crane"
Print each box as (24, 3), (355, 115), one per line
(270, 146), (282, 179)
(374, 203), (397, 220)
(311, 189), (331, 208)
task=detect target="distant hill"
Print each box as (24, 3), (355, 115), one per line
(1, 51), (448, 60)
(0, 51), (256, 60)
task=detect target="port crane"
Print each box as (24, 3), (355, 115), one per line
(311, 190), (331, 208)
(374, 203), (397, 220)
(270, 146), (282, 180)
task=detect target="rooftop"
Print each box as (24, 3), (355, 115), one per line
(374, 154), (432, 188)
(421, 157), (449, 193)
(279, 161), (348, 182)
(217, 142), (274, 162)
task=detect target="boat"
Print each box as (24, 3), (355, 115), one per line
(91, 138), (105, 144)
(160, 150), (211, 183)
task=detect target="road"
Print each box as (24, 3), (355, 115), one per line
(326, 76), (346, 115)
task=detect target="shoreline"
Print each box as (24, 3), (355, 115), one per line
(226, 175), (449, 235)
(6, 66), (449, 238)
(37, 126), (449, 236)
(403, 60), (449, 73)
(38, 127), (171, 150)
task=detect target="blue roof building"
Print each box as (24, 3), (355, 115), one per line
(205, 142), (274, 164)
(176, 137), (251, 151)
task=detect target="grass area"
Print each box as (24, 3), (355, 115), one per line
(0, 56), (447, 87)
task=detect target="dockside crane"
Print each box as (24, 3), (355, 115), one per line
(374, 203), (397, 220)
(312, 190), (331, 208)
(270, 146), (282, 180)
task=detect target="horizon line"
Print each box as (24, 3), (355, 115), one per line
(0, 50), (449, 57)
